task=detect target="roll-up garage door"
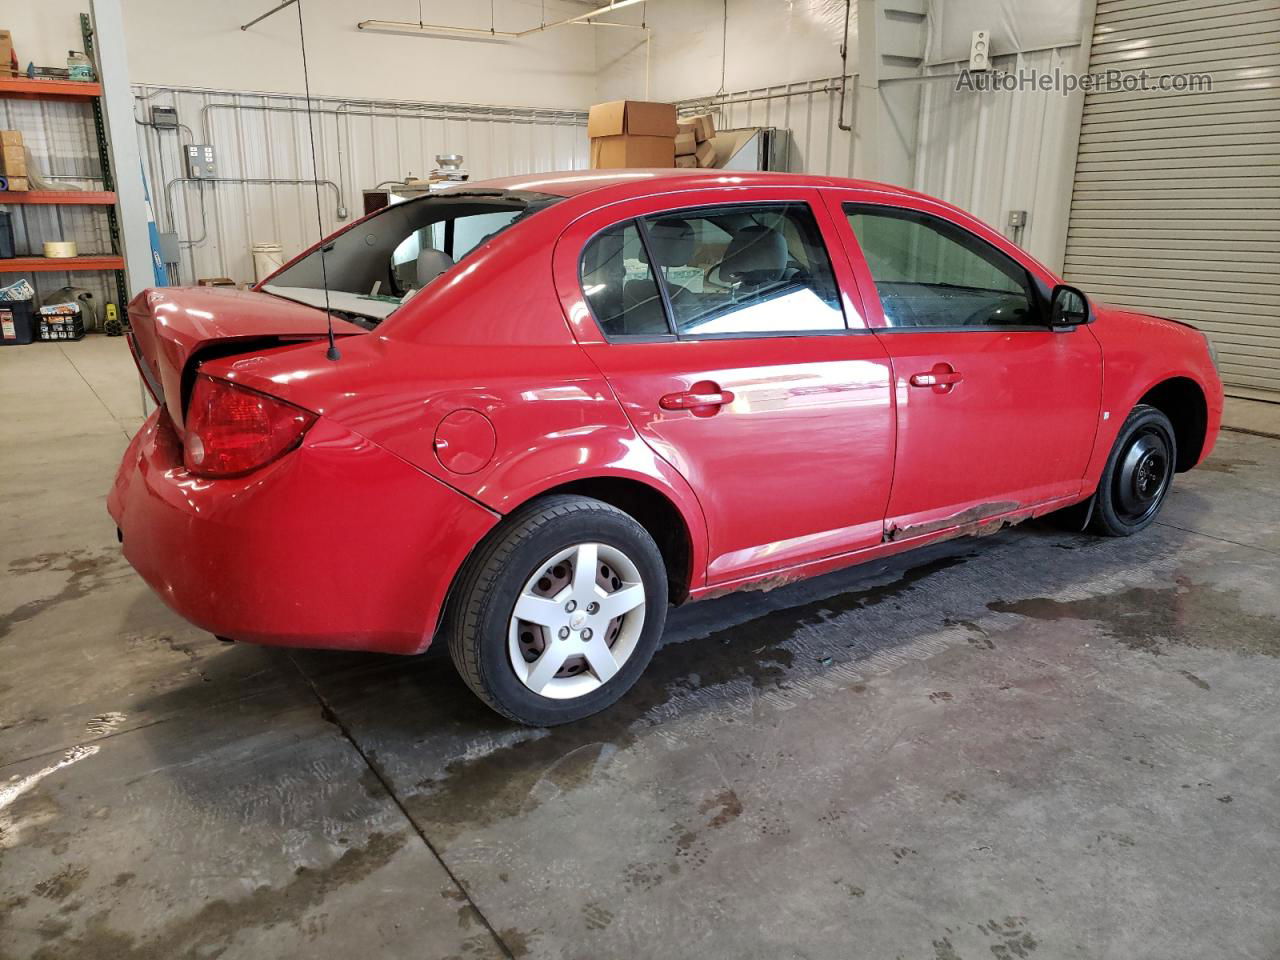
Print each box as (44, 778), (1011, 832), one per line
(1063, 0), (1280, 400)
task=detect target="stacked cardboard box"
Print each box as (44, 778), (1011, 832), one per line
(0, 130), (26, 191)
(0, 31), (14, 78)
(588, 100), (678, 169)
(685, 113), (718, 168)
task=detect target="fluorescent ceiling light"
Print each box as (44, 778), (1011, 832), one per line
(357, 1), (649, 41)
(356, 20), (515, 42)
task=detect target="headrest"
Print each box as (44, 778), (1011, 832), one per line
(721, 226), (787, 286)
(415, 247), (454, 287)
(646, 218), (695, 267)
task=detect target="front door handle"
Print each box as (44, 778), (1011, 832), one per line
(659, 382), (735, 416)
(909, 363), (962, 394)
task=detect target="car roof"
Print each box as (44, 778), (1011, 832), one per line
(466, 169), (926, 201)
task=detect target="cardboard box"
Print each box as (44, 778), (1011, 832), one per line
(677, 120), (698, 138)
(588, 99), (679, 169)
(674, 131), (696, 156)
(695, 140), (717, 168)
(0, 145), (25, 176)
(0, 131), (22, 147)
(685, 113), (716, 142)
(3, 175), (28, 191)
(590, 135), (675, 169)
(675, 155), (697, 169)
(588, 99), (678, 138)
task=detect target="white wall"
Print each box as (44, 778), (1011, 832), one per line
(6, 0), (598, 108)
(597, 0), (1093, 272)
(596, 0), (852, 103)
(123, 0), (597, 108)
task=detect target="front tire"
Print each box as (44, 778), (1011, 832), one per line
(446, 495), (668, 726)
(1089, 403), (1176, 537)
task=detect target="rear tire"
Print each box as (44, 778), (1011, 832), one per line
(446, 495), (668, 726)
(1088, 403), (1176, 537)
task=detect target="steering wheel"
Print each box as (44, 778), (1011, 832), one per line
(956, 294), (1031, 327)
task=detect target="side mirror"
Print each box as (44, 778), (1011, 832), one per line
(1050, 284), (1089, 327)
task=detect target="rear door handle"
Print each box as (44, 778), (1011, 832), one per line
(659, 380), (736, 417)
(659, 390), (735, 410)
(909, 363), (962, 393)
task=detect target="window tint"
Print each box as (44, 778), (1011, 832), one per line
(580, 221), (670, 338)
(845, 205), (1040, 329)
(640, 203), (845, 336)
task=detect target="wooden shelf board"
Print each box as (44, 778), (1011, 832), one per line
(0, 255), (125, 273)
(0, 191), (117, 205)
(0, 77), (103, 101)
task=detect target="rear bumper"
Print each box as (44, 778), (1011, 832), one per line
(108, 409), (498, 654)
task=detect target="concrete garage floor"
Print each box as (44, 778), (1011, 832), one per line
(2, 336), (1279, 960)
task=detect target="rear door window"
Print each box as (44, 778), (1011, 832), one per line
(640, 203), (845, 337)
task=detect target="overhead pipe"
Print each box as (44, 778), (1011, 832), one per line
(837, 0), (853, 131)
(356, 0), (648, 41)
(165, 176), (345, 223)
(240, 0), (298, 31)
(677, 81), (845, 113)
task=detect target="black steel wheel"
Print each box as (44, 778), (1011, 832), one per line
(1089, 403), (1176, 537)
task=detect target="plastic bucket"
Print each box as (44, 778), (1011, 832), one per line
(251, 242), (285, 283)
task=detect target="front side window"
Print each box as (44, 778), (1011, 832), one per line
(845, 205), (1040, 329)
(640, 203), (845, 337)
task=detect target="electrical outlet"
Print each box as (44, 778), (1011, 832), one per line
(185, 144), (216, 179)
(969, 30), (991, 72)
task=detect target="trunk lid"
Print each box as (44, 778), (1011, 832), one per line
(127, 286), (365, 431)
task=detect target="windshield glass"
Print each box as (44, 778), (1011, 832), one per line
(262, 189), (561, 322)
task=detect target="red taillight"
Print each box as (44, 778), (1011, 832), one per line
(183, 375), (316, 477)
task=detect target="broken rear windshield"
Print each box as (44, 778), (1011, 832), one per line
(262, 190), (562, 322)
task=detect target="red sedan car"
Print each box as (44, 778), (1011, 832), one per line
(110, 170), (1223, 725)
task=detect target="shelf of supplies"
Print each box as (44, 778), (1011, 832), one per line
(0, 77), (103, 101)
(0, 190), (116, 205)
(0, 255), (125, 272)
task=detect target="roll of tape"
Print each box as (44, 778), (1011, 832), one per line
(43, 241), (78, 259)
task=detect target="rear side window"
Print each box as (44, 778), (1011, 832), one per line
(641, 203), (845, 337)
(580, 221), (670, 338)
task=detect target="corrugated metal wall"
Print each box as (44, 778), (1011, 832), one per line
(0, 96), (114, 315)
(134, 84), (589, 286)
(678, 60), (1083, 274)
(914, 45), (1089, 272)
(1063, 0), (1280, 400)
(677, 76), (856, 179)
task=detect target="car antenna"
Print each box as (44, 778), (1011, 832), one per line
(294, 0), (340, 362)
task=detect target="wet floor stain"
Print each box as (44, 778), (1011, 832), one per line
(403, 553), (975, 840)
(988, 576), (1280, 658)
(0, 549), (124, 642)
(20, 832), (407, 960)
(1195, 456), (1259, 475)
